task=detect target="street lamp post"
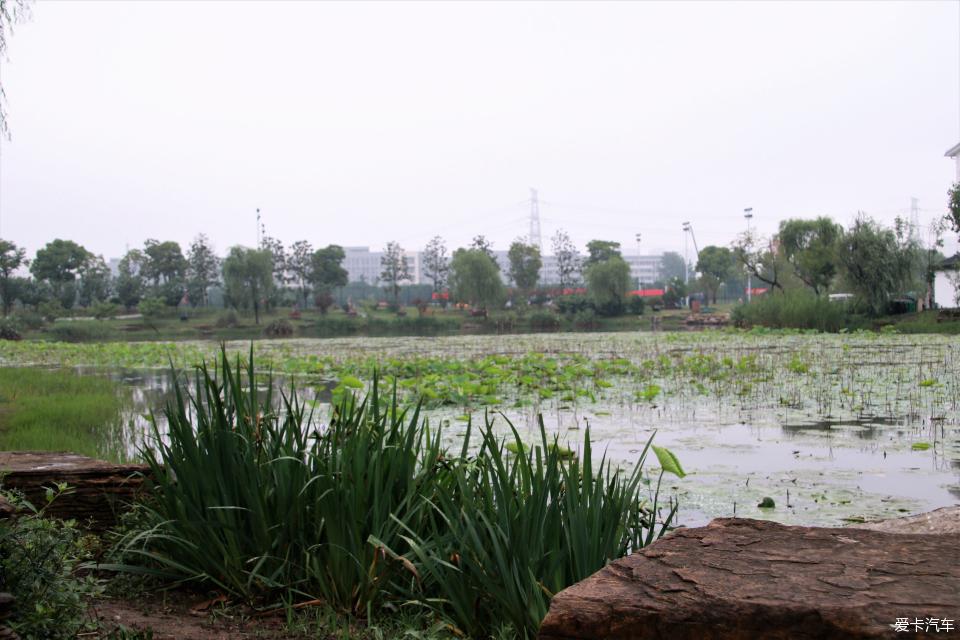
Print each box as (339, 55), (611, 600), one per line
(744, 208), (753, 302)
(635, 233), (642, 290)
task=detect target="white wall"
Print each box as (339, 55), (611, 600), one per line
(934, 271), (958, 308)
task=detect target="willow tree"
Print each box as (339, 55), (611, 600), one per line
(223, 247), (273, 324)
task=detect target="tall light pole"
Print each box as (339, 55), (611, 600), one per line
(682, 223), (689, 285)
(635, 233), (642, 289)
(256, 208), (261, 247)
(682, 221), (699, 260)
(683, 222), (701, 309)
(744, 208), (753, 302)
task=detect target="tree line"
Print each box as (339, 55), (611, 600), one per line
(0, 235), (350, 324)
(0, 210), (952, 327)
(693, 213), (949, 314)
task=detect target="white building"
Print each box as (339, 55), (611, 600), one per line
(624, 254), (663, 287)
(946, 142), (960, 181)
(342, 245), (664, 290)
(342, 246), (421, 285)
(935, 254), (959, 309)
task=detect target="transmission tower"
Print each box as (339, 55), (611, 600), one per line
(529, 188), (542, 252)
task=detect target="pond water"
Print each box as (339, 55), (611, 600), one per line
(5, 331), (958, 528)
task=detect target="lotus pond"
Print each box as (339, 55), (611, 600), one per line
(1, 330), (957, 527)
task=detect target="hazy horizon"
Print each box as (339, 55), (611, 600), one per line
(2, 1), (959, 260)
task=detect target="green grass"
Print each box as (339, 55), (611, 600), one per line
(732, 290), (865, 332)
(888, 310), (960, 334)
(0, 368), (126, 461)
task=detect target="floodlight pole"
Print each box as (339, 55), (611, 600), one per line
(744, 208), (754, 302)
(635, 232), (642, 289)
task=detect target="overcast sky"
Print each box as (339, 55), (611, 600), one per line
(2, 1), (959, 260)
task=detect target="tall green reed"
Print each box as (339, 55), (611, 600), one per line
(116, 347), (679, 637)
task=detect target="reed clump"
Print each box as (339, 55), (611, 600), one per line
(116, 348), (677, 638)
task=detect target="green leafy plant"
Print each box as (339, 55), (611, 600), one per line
(0, 487), (102, 639)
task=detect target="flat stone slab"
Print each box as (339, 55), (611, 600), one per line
(539, 518), (960, 639)
(850, 506), (960, 535)
(0, 451), (149, 530)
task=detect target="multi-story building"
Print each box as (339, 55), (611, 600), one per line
(624, 254), (662, 287)
(342, 246), (421, 285)
(342, 245), (664, 290)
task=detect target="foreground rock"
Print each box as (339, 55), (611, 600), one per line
(851, 506), (960, 535)
(0, 451), (149, 530)
(539, 518), (960, 639)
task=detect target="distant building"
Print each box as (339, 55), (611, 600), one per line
(342, 246), (420, 285)
(934, 254), (959, 309)
(946, 142), (960, 181)
(624, 254), (662, 287)
(342, 245), (664, 290)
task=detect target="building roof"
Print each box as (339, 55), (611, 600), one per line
(946, 142), (960, 158)
(939, 254), (960, 270)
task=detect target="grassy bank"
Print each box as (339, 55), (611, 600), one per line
(732, 292), (960, 334)
(5, 305), (686, 343)
(0, 368), (126, 461)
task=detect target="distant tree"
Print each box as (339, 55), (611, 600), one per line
(186, 234), (220, 306)
(919, 218), (947, 309)
(470, 235), (498, 269)
(422, 236), (450, 297)
(659, 251), (687, 283)
(30, 239), (91, 308)
(662, 276), (688, 309)
(222, 247), (273, 324)
(551, 229), (581, 288)
(77, 255), (112, 307)
(379, 241), (410, 308)
(142, 239), (187, 304)
(838, 215), (915, 316)
(138, 296), (165, 333)
(287, 240), (314, 307)
(15, 278), (50, 310)
(116, 249), (147, 309)
(778, 217), (843, 295)
(507, 240), (541, 293)
(259, 234), (287, 287)
(0, 0), (30, 136)
(732, 230), (786, 295)
(696, 246), (735, 304)
(585, 256), (631, 316)
(449, 248), (505, 311)
(0, 239), (27, 316)
(948, 182), (960, 237)
(585, 240), (622, 265)
(309, 245), (348, 314)
(142, 239), (187, 287)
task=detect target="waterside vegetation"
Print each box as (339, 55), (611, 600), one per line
(108, 350), (679, 638)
